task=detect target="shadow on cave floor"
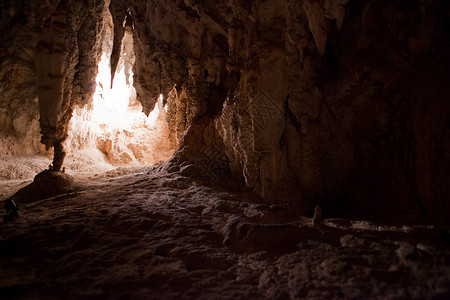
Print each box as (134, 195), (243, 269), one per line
(0, 164), (449, 299)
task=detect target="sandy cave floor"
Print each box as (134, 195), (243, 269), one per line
(0, 159), (450, 299)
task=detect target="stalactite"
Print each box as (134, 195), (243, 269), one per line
(109, 0), (128, 88)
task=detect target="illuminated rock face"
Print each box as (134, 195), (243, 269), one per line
(118, 0), (450, 222)
(0, 0), (449, 221)
(65, 23), (176, 166)
(0, 1), (109, 167)
(33, 1), (109, 170)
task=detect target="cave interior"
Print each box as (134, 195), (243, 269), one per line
(0, 0), (449, 298)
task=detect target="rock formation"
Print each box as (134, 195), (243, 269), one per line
(0, 0), (449, 223)
(34, 0), (109, 170)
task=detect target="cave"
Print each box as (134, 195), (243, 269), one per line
(0, 0), (449, 298)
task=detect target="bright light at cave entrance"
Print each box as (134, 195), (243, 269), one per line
(92, 52), (133, 130)
(65, 36), (174, 167)
(91, 52), (137, 131)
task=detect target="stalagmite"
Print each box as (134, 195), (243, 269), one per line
(0, 0), (449, 298)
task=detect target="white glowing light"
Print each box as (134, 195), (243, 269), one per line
(66, 43), (174, 165)
(91, 52), (135, 131)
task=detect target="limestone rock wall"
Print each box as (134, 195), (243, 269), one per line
(117, 0), (449, 222)
(0, 0), (448, 222)
(35, 0), (109, 170)
(0, 0), (108, 167)
(0, 1), (45, 156)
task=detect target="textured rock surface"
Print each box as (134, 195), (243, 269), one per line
(0, 0), (108, 166)
(0, 1), (47, 156)
(1, 167), (449, 299)
(13, 169), (77, 203)
(0, 2), (449, 298)
(108, 0), (449, 222)
(0, 0), (449, 222)
(34, 0), (109, 170)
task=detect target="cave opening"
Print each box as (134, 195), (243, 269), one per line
(0, 1), (449, 298)
(64, 16), (175, 174)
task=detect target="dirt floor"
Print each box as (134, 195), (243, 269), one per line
(0, 158), (449, 299)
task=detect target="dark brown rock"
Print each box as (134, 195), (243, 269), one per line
(13, 169), (77, 203)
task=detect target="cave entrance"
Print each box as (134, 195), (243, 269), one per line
(64, 28), (175, 173)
